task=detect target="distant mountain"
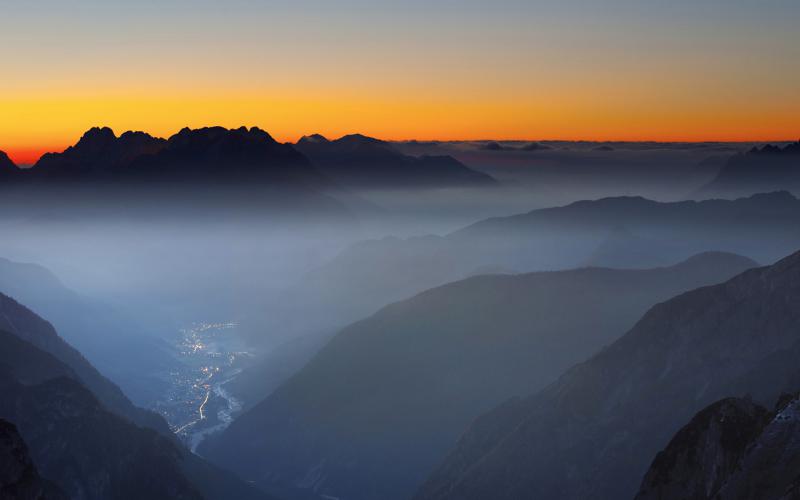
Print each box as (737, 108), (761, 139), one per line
(0, 297), (271, 500)
(415, 249), (800, 500)
(295, 133), (495, 188)
(201, 252), (755, 500)
(25, 125), (326, 185)
(33, 127), (166, 180)
(700, 141), (800, 198)
(289, 191), (800, 334)
(0, 418), (67, 500)
(635, 394), (800, 500)
(0, 126), (352, 220)
(130, 126), (325, 185)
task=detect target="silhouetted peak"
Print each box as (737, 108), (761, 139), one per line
(338, 133), (381, 143)
(168, 126), (278, 146)
(0, 151), (16, 170)
(297, 134), (330, 145)
(481, 141), (504, 151)
(674, 251), (758, 271)
(74, 126), (117, 152)
(747, 141), (800, 156)
(521, 142), (550, 151)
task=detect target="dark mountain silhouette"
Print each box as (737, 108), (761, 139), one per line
(0, 328), (202, 500)
(480, 141), (504, 151)
(0, 298), (272, 500)
(0, 126), (353, 221)
(635, 394), (800, 500)
(130, 126), (325, 185)
(295, 133), (495, 188)
(415, 249), (800, 500)
(520, 142), (550, 151)
(0, 151), (20, 180)
(0, 418), (67, 500)
(33, 127), (166, 180)
(25, 125), (327, 186)
(290, 191), (800, 335)
(200, 252), (755, 500)
(700, 141), (800, 198)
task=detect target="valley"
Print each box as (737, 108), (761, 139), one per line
(151, 321), (253, 451)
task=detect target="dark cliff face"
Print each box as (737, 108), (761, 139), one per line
(0, 376), (204, 500)
(635, 398), (771, 500)
(295, 133), (495, 189)
(200, 252), (755, 500)
(636, 394), (800, 500)
(17, 125), (333, 189)
(415, 248), (800, 500)
(0, 419), (67, 500)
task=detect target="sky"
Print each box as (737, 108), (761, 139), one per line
(1, 0), (798, 164)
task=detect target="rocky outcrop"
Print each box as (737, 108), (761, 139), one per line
(636, 393), (800, 500)
(0, 419), (66, 500)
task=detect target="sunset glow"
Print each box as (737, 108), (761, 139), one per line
(2, 0), (798, 164)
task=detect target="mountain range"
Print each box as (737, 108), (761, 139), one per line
(200, 252), (755, 500)
(0, 127), (496, 192)
(280, 191), (800, 337)
(700, 141), (800, 198)
(295, 133), (495, 189)
(415, 248), (800, 500)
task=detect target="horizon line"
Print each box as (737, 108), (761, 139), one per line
(4, 127), (798, 166)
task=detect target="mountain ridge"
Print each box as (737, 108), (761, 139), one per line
(415, 248), (800, 500)
(201, 251), (756, 500)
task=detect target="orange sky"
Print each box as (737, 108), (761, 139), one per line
(2, 1), (798, 164)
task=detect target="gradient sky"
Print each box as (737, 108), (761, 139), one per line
(2, 0), (798, 164)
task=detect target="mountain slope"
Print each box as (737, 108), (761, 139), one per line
(416, 249), (800, 500)
(291, 191), (800, 334)
(33, 127), (166, 180)
(201, 252), (755, 500)
(635, 397), (772, 500)
(0, 418), (67, 500)
(0, 256), (175, 405)
(0, 291), (170, 434)
(296, 133), (495, 189)
(635, 394), (800, 500)
(0, 151), (20, 180)
(0, 310), (271, 500)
